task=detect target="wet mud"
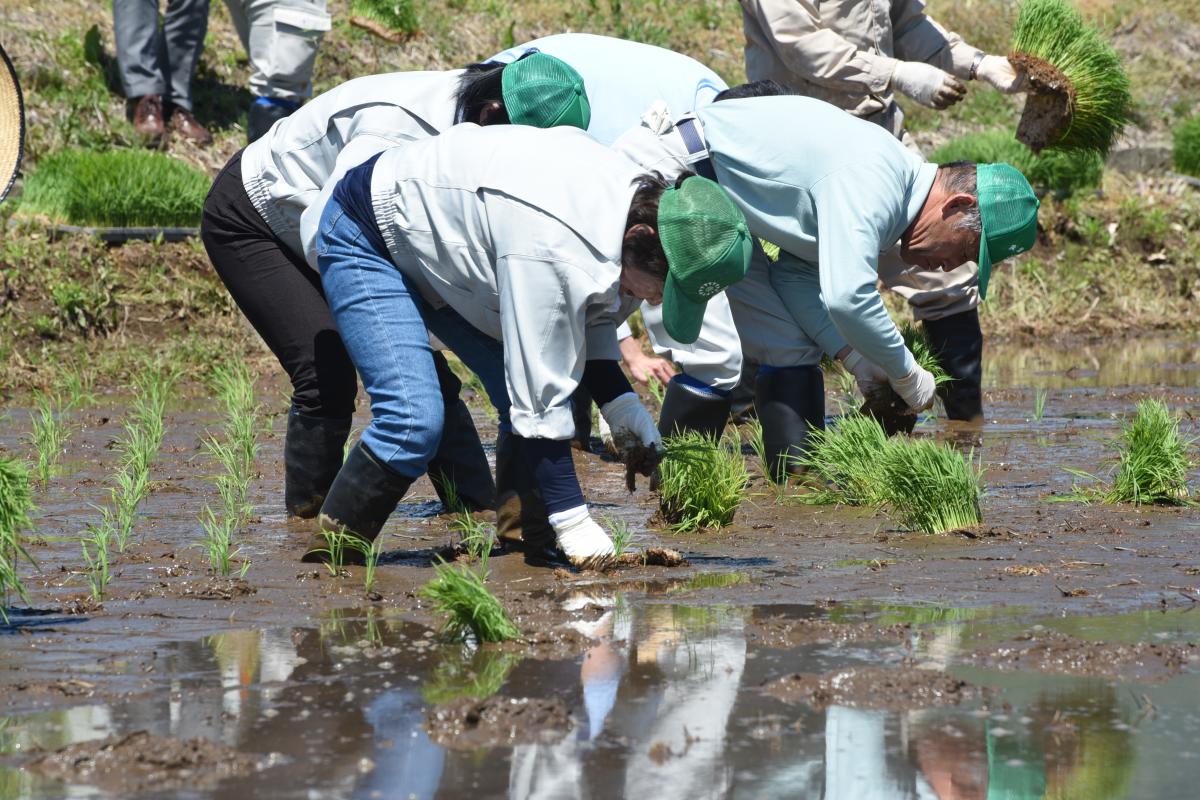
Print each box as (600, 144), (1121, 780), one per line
(425, 696), (572, 749)
(965, 629), (1199, 681)
(763, 666), (976, 710)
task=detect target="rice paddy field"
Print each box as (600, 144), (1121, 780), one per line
(1, 0), (1200, 797)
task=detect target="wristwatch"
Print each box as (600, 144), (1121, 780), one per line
(968, 49), (986, 81)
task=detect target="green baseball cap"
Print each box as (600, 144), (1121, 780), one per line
(658, 177), (752, 344)
(500, 52), (591, 130)
(977, 162), (1039, 299)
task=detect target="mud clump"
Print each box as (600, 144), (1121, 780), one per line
(860, 388), (916, 437)
(966, 630), (1199, 681)
(610, 547), (688, 569)
(128, 576), (256, 601)
(621, 443), (661, 492)
(763, 666), (973, 710)
(1011, 53), (1075, 153)
(25, 731), (258, 793)
(425, 695), (571, 749)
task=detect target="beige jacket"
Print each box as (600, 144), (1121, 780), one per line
(738, 0), (979, 118)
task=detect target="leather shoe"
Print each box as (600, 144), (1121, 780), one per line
(168, 106), (213, 146)
(131, 95), (165, 144)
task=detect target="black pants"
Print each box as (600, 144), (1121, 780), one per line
(201, 149), (358, 418)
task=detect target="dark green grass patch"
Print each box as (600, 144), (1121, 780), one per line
(0, 458), (37, 622)
(1107, 399), (1192, 505)
(932, 129), (1104, 196)
(19, 148), (210, 228)
(877, 439), (984, 533)
(350, 0), (420, 37)
(1173, 115), (1200, 178)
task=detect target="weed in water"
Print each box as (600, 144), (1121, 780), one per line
(1032, 388), (1048, 422)
(1173, 114), (1200, 178)
(1106, 399), (1192, 505)
(876, 439), (984, 534)
(28, 392), (70, 487)
(657, 431), (749, 532)
(796, 413), (889, 506)
(420, 559), (520, 643)
(0, 459), (37, 622)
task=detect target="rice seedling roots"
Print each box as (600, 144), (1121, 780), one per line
(1011, 52), (1075, 153)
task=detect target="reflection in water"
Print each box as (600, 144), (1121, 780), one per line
(985, 337), (1200, 390)
(0, 603), (1192, 800)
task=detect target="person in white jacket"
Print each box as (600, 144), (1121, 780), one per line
(302, 123), (751, 565)
(200, 52), (591, 521)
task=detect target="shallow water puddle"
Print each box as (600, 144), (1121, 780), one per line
(1, 601), (1198, 799)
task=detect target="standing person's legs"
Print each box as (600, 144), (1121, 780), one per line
(161, 0), (209, 112)
(113, 0), (166, 100)
(201, 151), (358, 517)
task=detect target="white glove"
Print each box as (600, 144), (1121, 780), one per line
(599, 392), (662, 453)
(891, 62), (966, 109)
(975, 54), (1026, 94)
(550, 506), (615, 564)
(841, 349), (889, 398)
(597, 413), (615, 453)
(890, 364), (937, 413)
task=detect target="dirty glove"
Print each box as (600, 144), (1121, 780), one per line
(599, 392), (662, 453)
(891, 62), (966, 109)
(550, 505), (615, 565)
(975, 54), (1026, 94)
(890, 363), (937, 413)
(841, 348), (889, 398)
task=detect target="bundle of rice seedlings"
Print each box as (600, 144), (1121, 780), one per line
(0, 458), (36, 622)
(1009, 0), (1132, 155)
(350, 0), (419, 41)
(876, 438), (984, 533)
(657, 430), (749, 532)
(795, 413), (889, 505)
(931, 129), (1104, 196)
(420, 559), (520, 643)
(1173, 115), (1200, 178)
(860, 322), (949, 436)
(1105, 399), (1192, 505)
(18, 148), (209, 228)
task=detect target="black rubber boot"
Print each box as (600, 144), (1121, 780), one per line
(284, 409), (353, 519)
(427, 353), (496, 512)
(247, 100), (294, 143)
(658, 377), (732, 440)
(754, 366), (825, 483)
(302, 442), (414, 565)
(569, 384), (593, 452)
(728, 360), (758, 425)
(923, 308), (984, 422)
(493, 431), (556, 554)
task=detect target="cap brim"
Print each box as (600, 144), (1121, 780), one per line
(977, 229), (993, 301)
(0, 44), (25, 204)
(661, 271), (707, 344)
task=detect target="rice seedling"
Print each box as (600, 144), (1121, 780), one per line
(1173, 114), (1200, 178)
(17, 148), (210, 228)
(876, 439), (984, 534)
(344, 535), (384, 595)
(795, 413), (890, 506)
(0, 458), (37, 622)
(111, 457), (150, 552)
(79, 508), (115, 602)
(350, 0), (420, 38)
(1105, 399), (1192, 505)
(605, 516), (635, 557)
(1009, 0), (1132, 155)
(931, 128), (1104, 196)
(1032, 388), (1048, 422)
(439, 476), (497, 561)
(199, 476), (251, 578)
(310, 527), (351, 576)
(657, 430), (749, 532)
(420, 559), (520, 643)
(57, 364), (97, 410)
(900, 322), (950, 386)
(27, 392), (70, 487)
(646, 377), (666, 408)
(422, 647), (521, 705)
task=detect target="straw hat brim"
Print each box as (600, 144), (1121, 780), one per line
(0, 42), (25, 204)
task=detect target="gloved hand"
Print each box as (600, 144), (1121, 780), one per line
(890, 363), (937, 413)
(550, 506), (615, 565)
(891, 62), (966, 109)
(975, 54), (1026, 94)
(599, 392), (662, 453)
(841, 348), (889, 399)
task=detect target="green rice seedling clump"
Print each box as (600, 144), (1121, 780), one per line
(1106, 399), (1192, 505)
(877, 439), (984, 533)
(420, 560), (520, 643)
(1010, 0), (1132, 156)
(0, 458), (37, 622)
(28, 392), (70, 487)
(1173, 115), (1200, 178)
(657, 430), (749, 532)
(351, 0), (419, 36)
(900, 322), (950, 386)
(931, 129), (1104, 196)
(19, 148), (210, 228)
(796, 413), (889, 505)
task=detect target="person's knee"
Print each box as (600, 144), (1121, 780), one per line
(290, 330), (358, 417)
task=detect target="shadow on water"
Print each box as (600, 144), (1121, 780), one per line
(1, 599), (1197, 799)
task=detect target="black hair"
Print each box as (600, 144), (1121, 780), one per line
(713, 80), (797, 103)
(623, 171), (696, 279)
(453, 50), (540, 125)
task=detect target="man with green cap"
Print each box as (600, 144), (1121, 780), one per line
(615, 87), (1038, 479)
(302, 123), (750, 565)
(201, 51), (589, 524)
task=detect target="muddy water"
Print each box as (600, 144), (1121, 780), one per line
(0, 337), (1198, 797)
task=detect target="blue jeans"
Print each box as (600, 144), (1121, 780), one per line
(316, 198), (510, 478)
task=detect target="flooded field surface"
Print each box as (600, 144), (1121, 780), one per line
(1, 337), (1198, 798)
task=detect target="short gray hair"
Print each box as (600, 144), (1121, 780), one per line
(938, 161), (982, 235)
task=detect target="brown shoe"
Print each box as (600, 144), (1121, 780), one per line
(131, 95), (165, 144)
(168, 106), (213, 146)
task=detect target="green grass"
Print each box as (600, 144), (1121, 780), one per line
(657, 430), (749, 532)
(0, 459), (37, 622)
(1010, 0), (1132, 155)
(1173, 114), (1200, 177)
(350, 0), (420, 36)
(18, 148), (210, 228)
(1106, 399), (1192, 505)
(420, 559), (520, 643)
(796, 413), (890, 506)
(931, 129), (1104, 196)
(877, 439), (984, 533)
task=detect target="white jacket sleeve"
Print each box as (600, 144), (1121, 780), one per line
(890, 0), (977, 79)
(812, 170), (916, 380)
